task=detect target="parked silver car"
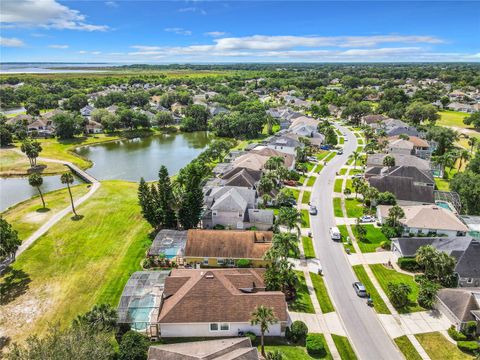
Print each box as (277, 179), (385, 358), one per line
(353, 282), (368, 297)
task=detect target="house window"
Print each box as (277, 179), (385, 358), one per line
(203, 258), (209, 265)
(217, 258), (225, 265)
(467, 278), (473, 284)
(220, 323), (229, 331)
(227, 259), (235, 266)
(212, 211), (217, 216)
(210, 323), (218, 331)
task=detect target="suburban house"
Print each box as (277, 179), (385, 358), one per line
(231, 153), (271, 172)
(386, 136), (432, 159)
(157, 268), (288, 337)
(455, 240), (480, 287)
(184, 229), (273, 267)
(367, 166), (436, 204)
(86, 120), (103, 134)
(202, 186), (274, 230)
(361, 114), (389, 126)
(366, 153), (431, 172)
(391, 236), (472, 258)
(220, 167), (262, 189)
(372, 118), (421, 137)
(265, 134), (302, 155)
(435, 288), (480, 332)
(148, 338), (259, 360)
(148, 229), (188, 260)
(377, 204), (469, 237)
(80, 104), (95, 118)
(250, 147), (295, 169)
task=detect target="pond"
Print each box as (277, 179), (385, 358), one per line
(74, 131), (212, 181)
(0, 175), (82, 212)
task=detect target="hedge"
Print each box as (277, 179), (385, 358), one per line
(447, 326), (467, 341)
(398, 257), (421, 272)
(306, 334), (327, 357)
(457, 341), (479, 354)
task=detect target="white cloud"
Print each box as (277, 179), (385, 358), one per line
(205, 31), (227, 37)
(78, 50), (88, 54)
(105, 1), (118, 8)
(178, 7), (206, 15)
(92, 51), (101, 55)
(0, 36), (25, 47)
(164, 27), (192, 36)
(1, 0), (109, 31)
(48, 44), (68, 49)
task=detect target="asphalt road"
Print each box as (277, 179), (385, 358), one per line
(310, 124), (402, 360)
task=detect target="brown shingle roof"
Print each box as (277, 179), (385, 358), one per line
(250, 148), (294, 168)
(185, 229), (272, 260)
(158, 269), (287, 324)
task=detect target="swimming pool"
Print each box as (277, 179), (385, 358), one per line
(436, 201), (454, 212)
(128, 294), (156, 331)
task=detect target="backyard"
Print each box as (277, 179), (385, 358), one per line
(0, 181), (151, 343)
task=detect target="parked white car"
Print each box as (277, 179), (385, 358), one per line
(330, 226), (341, 240)
(360, 215), (375, 223)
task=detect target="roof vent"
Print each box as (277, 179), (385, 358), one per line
(205, 274), (214, 279)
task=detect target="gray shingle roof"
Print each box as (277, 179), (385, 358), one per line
(437, 287), (480, 322)
(392, 236), (472, 257)
(366, 154), (431, 171)
(455, 240), (480, 278)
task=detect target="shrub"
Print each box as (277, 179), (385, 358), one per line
(462, 321), (478, 339)
(448, 326), (467, 341)
(398, 257), (420, 272)
(380, 241), (391, 250)
(417, 280), (439, 309)
(236, 259), (251, 268)
(289, 320), (309, 344)
(213, 224), (225, 230)
(306, 334), (327, 357)
(119, 331), (149, 360)
(457, 341), (479, 354)
(244, 331), (256, 343)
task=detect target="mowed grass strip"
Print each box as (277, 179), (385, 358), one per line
(306, 176), (316, 187)
(302, 236), (316, 259)
(301, 209), (311, 228)
(0, 181), (151, 342)
(334, 178), (344, 193)
(333, 197), (343, 217)
(2, 184), (90, 241)
(338, 225), (356, 253)
(394, 335), (423, 360)
(345, 198), (364, 218)
(310, 273), (335, 313)
(331, 334), (358, 360)
(352, 265), (391, 314)
(288, 271), (315, 313)
(302, 191), (312, 204)
(355, 225), (389, 253)
(415, 332), (474, 360)
(370, 264), (424, 313)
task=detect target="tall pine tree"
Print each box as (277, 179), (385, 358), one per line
(177, 162), (204, 229)
(157, 165), (177, 228)
(138, 178), (157, 228)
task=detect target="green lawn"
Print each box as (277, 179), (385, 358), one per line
(355, 146), (363, 152)
(339, 168), (348, 175)
(316, 151), (330, 161)
(310, 273), (335, 313)
(315, 165), (324, 173)
(289, 271), (315, 313)
(334, 178), (344, 193)
(338, 225), (356, 253)
(307, 176), (316, 187)
(354, 133), (361, 138)
(331, 335), (357, 360)
(0, 148), (66, 176)
(302, 191), (312, 204)
(437, 111), (470, 128)
(291, 188), (301, 201)
(355, 225), (389, 253)
(352, 265), (391, 314)
(339, 137), (345, 144)
(415, 332), (474, 360)
(261, 336), (332, 360)
(357, 139), (364, 145)
(345, 179), (353, 190)
(325, 152), (337, 162)
(301, 209), (311, 228)
(370, 264), (424, 313)
(345, 198), (364, 218)
(302, 236), (316, 259)
(2, 184), (90, 241)
(306, 162), (316, 172)
(394, 336), (423, 360)
(333, 197), (343, 217)
(0, 181), (151, 342)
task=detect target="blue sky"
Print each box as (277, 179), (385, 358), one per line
(1, 0), (479, 63)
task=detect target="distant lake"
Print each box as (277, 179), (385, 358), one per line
(0, 63), (114, 74)
(75, 131), (213, 181)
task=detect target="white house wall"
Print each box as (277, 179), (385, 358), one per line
(160, 322), (283, 337)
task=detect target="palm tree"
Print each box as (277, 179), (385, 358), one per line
(265, 156), (284, 171)
(250, 305), (278, 357)
(382, 155), (396, 170)
(73, 304), (117, 332)
(387, 205), (405, 227)
(276, 207), (304, 235)
(272, 232), (299, 260)
(468, 137), (477, 154)
(61, 172), (78, 217)
(458, 150), (470, 171)
(28, 173), (46, 209)
(351, 151), (360, 168)
(352, 177), (365, 199)
(266, 350), (284, 360)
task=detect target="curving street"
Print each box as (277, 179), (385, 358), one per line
(310, 124), (403, 360)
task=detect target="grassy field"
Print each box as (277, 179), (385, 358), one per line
(437, 111), (470, 128)
(331, 335), (357, 360)
(306, 176), (316, 187)
(334, 178), (344, 193)
(302, 191), (312, 204)
(301, 209), (311, 228)
(415, 332), (474, 360)
(0, 148), (66, 176)
(370, 264), (423, 313)
(1, 184), (90, 241)
(261, 336), (332, 360)
(352, 265), (390, 314)
(394, 335), (423, 360)
(302, 236), (316, 259)
(310, 273), (335, 313)
(345, 198), (364, 218)
(0, 181), (152, 343)
(355, 225), (389, 253)
(288, 271), (315, 313)
(333, 197), (343, 217)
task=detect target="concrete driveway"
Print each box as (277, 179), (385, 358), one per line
(309, 123), (403, 360)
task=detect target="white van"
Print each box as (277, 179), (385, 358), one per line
(330, 227), (341, 241)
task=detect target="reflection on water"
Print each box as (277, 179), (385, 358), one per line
(75, 131), (212, 181)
